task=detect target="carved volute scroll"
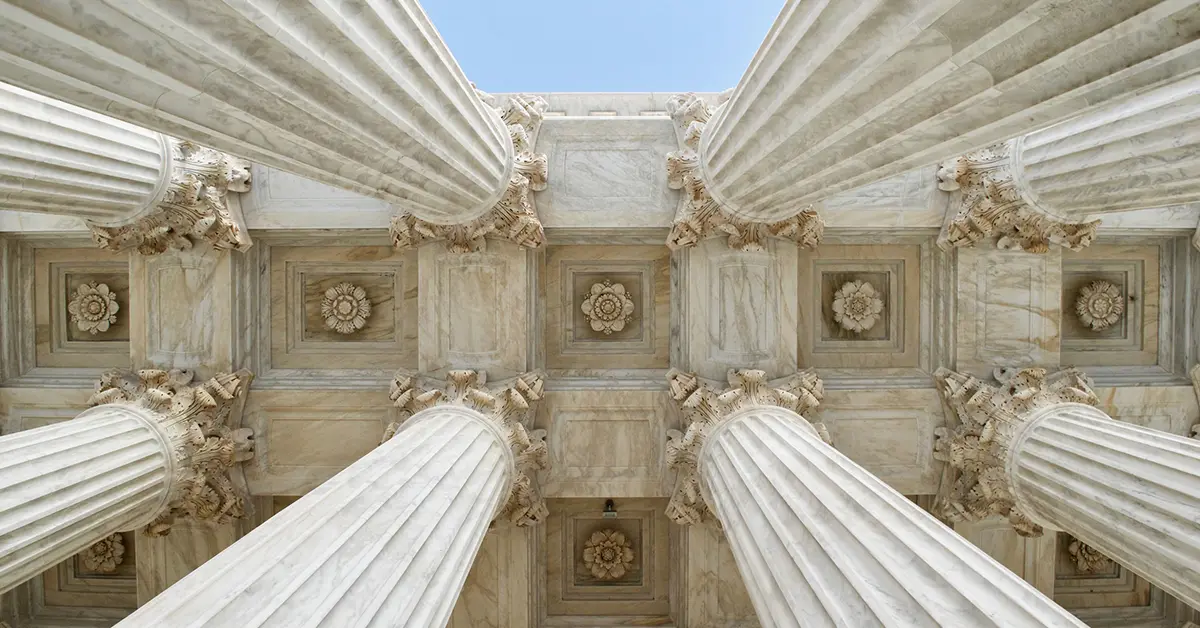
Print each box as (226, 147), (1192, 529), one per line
(936, 141), (1098, 253)
(90, 139), (252, 255)
(87, 368), (255, 536)
(391, 93), (549, 253)
(932, 367), (1099, 536)
(664, 368), (828, 525)
(385, 369), (549, 525)
(665, 92), (824, 252)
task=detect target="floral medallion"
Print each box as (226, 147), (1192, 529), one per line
(67, 282), (120, 334)
(1075, 280), (1124, 331)
(1067, 536), (1112, 574)
(582, 529), (635, 580)
(831, 280), (883, 333)
(581, 280), (635, 335)
(321, 282), (372, 334)
(79, 533), (125, 573)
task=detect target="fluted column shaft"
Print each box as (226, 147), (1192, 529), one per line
(0, 0), (518, 224)
(1008, 403), (1200, 609)
(1014, 74), (1200, 217)
(0, 404), (175, 594)
(0, 81), (170, 222)
(116, 405), (513, 628)
(692, 0), (1200, 223)
(699, 407), (1084, 627)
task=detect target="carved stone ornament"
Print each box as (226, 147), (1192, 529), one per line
(1075, 280), (1124, 331)
(88, 368), (255, 536)
(67, 281), (120, 334)
(582, 529), (635, 580)
(385, 369), (549, 526)
(392, 92), (548, 253)
(831, 280), (883, 333)
(321, 282), (372, 334)
(581, 280), (635, 334)
(936, 141), (1098, 253)
(89, 139), (252, 255)
(932, 367), (1099, 536)
(665, 368), (828, 525)
(665, 92), (824, 252)
(79, 533), (125, 573)
(1067, 535), (1114, 574)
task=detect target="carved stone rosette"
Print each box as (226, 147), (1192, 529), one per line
(665, 368), (828, 525)
(79, 532), (125, 573)
(67, 281), (120, 334)
(582, 529), (635, 580)
(1067, 535), (1113, 574)
(87, 368), (255, 536)
(936, 141), (1098, 253)
(932, 367), (1099, 536)
(392, 93), (548, 253)
(385, 369), (549, 525)
(665, 93), (824, 252)
(1075, 280), (1124, 331)
(89, 139), (252, 255)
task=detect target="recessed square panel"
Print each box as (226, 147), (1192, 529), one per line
(34, 247), (131, 369)
(1060, 244), (1158, 367)
(300, 272), (397, 342)
(544, 245), (669, 369)
(819, 270), (892, 341)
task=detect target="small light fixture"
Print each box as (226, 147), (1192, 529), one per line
(602, 499), (618, 518)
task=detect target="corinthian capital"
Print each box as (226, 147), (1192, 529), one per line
(89, 140), (252, 255)
(936, 141), (1098, 253)
(391, 93), (548, 253)
(386, 369), (549, 525)
(87, 368), (255, 535)
(664, 93), (824, 252)
(932, 367), (1099, 535)
(665, 368), (827, 525)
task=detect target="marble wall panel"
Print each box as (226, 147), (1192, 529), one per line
(680, 522), (757, 628)
(130, 246), (233, 376)
(32, 247), (130, 370)
(242, 389), (396, 495)
(447, 526), (535, 628)
(1061, 244), (1159, 367)
(817, 388), (943, 494)
(241, 165), (390, 229)
(956, 247), (1062, 376)
(543, 245), (670, 371)
(268, 245), (417, 370)
(419, 241), (529, 378)
(535, 391), (672, 499)
(1093, 385), (1200, 437)
(135, 520), (241, 605)
(684, 238), (798, 380)
(535, 118), (680, 228)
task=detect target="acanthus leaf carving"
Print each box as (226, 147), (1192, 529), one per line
(665, 93), (824, 252)
(932, 367), (1099, 536)
(665, 368), (828, 525)
(391, 93), (548, 253)
(936, 141), (1098, 253)
(87, 368), (255, 536)
(89, 139), (252, 255)
(385, 369), (549, 526)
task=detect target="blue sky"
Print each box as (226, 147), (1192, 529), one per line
(422, 0), (784, 93)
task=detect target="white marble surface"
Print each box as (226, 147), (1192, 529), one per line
(116, 405), (512, 628)
(699, 407), (1085, 626)
(0, 404), (173, 595)
(0, 0), (515, 223)
(1008, 402), (1200, 609)
(694, 0), (1200, 222)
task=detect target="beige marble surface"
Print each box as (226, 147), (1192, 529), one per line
(956, 518), (1056, 597)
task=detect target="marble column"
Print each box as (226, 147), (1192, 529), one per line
(938, 74), (1200, 252)
(934, 367), (1200, 609)
(665, 369), (1085, 626)
(0, 0), (549, 243)
(665, 0), (1200, 231)
(0, 81), (251, 254)
(0, 369), (252, 595)
(116, 370), (547, 628)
